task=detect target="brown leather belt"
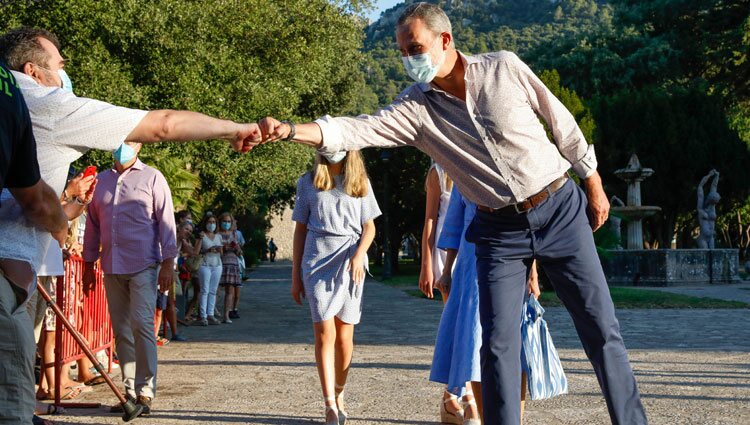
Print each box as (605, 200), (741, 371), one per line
(477, 176), (569, 215)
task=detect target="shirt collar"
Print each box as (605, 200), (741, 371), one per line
(114, 158), (145, 174)
(12, 70), (40, 89)
(417, 51), (477, 93)
(12, 70), (69, 96)
(131, 159), (145, 170)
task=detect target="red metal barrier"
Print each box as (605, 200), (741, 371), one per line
(53, 256), (114, 407)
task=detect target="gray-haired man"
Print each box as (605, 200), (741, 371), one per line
(259, 3), (647, 424)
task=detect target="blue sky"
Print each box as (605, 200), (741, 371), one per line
(367, 0), (402, 22)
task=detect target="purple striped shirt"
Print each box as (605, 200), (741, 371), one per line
(83, 159), (178, 274)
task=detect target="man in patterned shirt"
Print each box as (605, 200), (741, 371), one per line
(258, 3), (647, 424)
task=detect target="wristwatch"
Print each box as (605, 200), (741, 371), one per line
(281, 120), (296, 142)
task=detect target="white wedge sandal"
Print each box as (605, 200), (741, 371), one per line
(461, 390), (482, 425)
(440, 392), (464, 424)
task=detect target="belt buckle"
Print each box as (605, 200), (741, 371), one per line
(514, 186), (553, 214)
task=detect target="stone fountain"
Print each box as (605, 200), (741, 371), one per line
(610, 155), (661, 249)
(602, 156), (740, 286)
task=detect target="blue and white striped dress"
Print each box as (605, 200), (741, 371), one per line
(292, 172), (381, 324)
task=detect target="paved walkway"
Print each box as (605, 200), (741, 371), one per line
(51, 261), (750, 424)
(648, 281), (750, 304)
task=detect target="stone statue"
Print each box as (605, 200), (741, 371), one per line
(697, 169), (720, 249)
(609, 195), (624, 249)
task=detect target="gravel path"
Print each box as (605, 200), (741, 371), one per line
(50, 261), (750, 425)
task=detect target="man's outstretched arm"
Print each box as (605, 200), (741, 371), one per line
(127, 110), (263, 153)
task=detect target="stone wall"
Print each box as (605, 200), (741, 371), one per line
(601, 249), (741, 286)
(265, 206), (295, 261)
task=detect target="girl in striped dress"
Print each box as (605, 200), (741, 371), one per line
(291, 150), (381, 425)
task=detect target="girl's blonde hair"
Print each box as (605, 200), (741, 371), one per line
(312, 151), (369, 198)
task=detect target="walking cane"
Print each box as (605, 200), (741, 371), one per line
(36, 282), (143, 421)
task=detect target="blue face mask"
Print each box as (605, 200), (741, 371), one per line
(113, 143), (136, 164)
(220, 222), (232, 231)
(401, 36), (445, 84)
(206, 223), (217, 233)
(58, 69), (73, 92)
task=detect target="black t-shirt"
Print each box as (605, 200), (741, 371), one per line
(0, 62), (41, 193)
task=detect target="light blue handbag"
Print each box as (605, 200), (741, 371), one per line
(520, 296), (568, 400)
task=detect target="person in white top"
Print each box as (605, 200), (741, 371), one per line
(194, 215), (224, 326)
(419, 162), (452, 302)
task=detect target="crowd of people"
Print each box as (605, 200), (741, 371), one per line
(0, 2), (650, 425)
(175, 210), (248, 326)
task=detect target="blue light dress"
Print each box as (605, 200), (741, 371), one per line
(292, 172), (381, 325)
(429, 187), (481, 395)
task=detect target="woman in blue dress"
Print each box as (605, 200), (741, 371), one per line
(430, 187), (539, 424)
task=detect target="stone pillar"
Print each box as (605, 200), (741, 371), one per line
(626, 220), (643, 249)
(627, 180), (642, 206)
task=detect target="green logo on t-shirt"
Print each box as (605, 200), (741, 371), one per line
(0, 66), (19, 98)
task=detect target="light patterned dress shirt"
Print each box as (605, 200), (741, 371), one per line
(83, 160), (178, 275)
(0, 71), (146, 284)
(315, 51), (597, 209)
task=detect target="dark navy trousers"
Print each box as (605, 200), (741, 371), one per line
(466, 179), (647, 425)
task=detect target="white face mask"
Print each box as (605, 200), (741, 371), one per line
(322, 151), (347, 164)
(401, 35), (445, 84)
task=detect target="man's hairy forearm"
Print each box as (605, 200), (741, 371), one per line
(13, 181), (68, 235)
(290, 123), (324, 148)
(582, 170), (603, 192)
(129, 110), (241, 143)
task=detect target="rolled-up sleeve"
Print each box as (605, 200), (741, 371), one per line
(153, 172), (178, 260)
(315, 90), (424, 155)
(511, 53), (597, 179)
